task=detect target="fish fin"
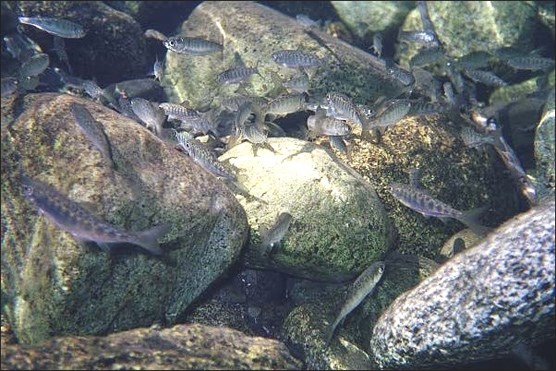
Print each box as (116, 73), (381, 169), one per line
(409, 168), (422, 189)
(134, 223), (170, 255)
(458, 206), (492, 236)
(437, 216), (450, 224)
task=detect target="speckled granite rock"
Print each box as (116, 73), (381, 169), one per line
(219, 137), (395, 282)
(535, 89), (555, 196)
(162, 1), (407, 110)
(1, 93), (248, 344)
(281, 254), (439, 369)
(0, 323), (303, 370)
(370, 198), (555, 369)
(396, 2), (538, 69)
(18, 1), (148, 86)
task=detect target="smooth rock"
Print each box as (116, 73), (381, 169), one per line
(1, 93), (247, 344)
(0, 323), (302, 370)
(219, 137), (395, 282)
(370, 198), (555, 369)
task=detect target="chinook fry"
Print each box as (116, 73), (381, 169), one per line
(20, 174), (169, 255)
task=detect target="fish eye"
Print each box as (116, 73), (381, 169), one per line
(22, 184), (33, 196)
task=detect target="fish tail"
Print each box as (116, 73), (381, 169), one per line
(458, 206), (491, 236)
(323, 317), (341, 348)
(135, 223), (170, 255)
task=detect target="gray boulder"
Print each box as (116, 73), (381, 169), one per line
(1, 93), (248, 344)
(535, 89), (555, 197)
(370, 198), (555, 369)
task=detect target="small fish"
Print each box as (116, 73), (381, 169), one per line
(144, 29), (167, 41)
(70, 103), (115, 169)
(3, 32), (43, 61)
(19, 53), (49, 79)
(504, 56), (555, 72)
(221, 95), (269, 112)
(408, 100), (446, 116)
(19, 75), (40, 91)
(217, 64), (260, 85)
(52, 36), (72, 74)
(324, 261), (385, 347)
(163, 36), (223, 55)
(21, 174), (168, 255)
(460, 126), (495, 149)
(82, 80), (118, 108)
(307, 114), (351, 137)
(462, 69), (507, 87)
(454, 51), (493, 70)
(175, 131), (236, 180)
(271, 49), (322, 68)
(442, 82), (456, 106)
(370, 33), (383, 58)
(18, 16), (86, 38)
(329, 135), (349, 157)
(384, 59), (415, 86)
(398, 30), (439, 48)
(260, 212), (293, 257)
(368, 100), (411, 129)
(266, 93), (307, 116)
(388, 180), (489, 235)
(159, 102), (200, 122)
(295, 14), (320, 29)
(326, 92), (364, 131)
(1, 77), (19, 97)
(410, 47), (446, 68)
(283, 72), (310, 93)
(130, 97), (165, 137)
(148, 55), (164, 82)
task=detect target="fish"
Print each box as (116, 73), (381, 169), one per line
(174, 131), (236, 180)
(82, 80), (118, 109)
(324, 261), (385, 347)
(18, 16), (86, 38)
(159, 102), (201, 122)
(408, 100), (446, 116)
(460, 126), (495, 149)
(385, 61), (415, 86)
(388, 180), (489, 235)
(163, 36), (223, 55)
(266, 93), (307, 116)
(19, 53), (49, 79)
(398, 30), (439, 48)
(454, 51), (493, 70)
(260, 212), (293, 257)
(271, 49), (323, 68)
(326, 92), (364, 131)
(504, 56), (555, 72)
(217, 64), (260, 85)
(462, 69), (507, 87)
(130, 97), (165, 137)
(410, 47), (446, 68)
(368, 100), (411, 129)
(307, 114), (351, 137)
(70, 103), (115, 169)
(21, 173), (168, 255)
(221, 95), (269, 112)
(282, 72), (310, 93)
(1, 77), (19, 97)
(329, 135), (349, 156)
(370, 33), (383, 58)
(144, 29), (167, 41)
(148, 55), (164, 82)
(295, 14), (320, 29)
(52, 36), (72, 74)
(3, 32), (43, 61)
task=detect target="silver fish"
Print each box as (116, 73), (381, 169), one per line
(504, 56), (555, 72)
(295, 14), (320, 29)
(410, 47), (446, 68)
(398, 30), (439, 48)
(455, 51), (493, 70)
(18, 16), (86, 39)
(271, 49), (322, 68)
(388, 181), (488, 235)
(21, 174), (168, 255)
(159, 102), (200, 122)
(326, 92), (364, 131)
(221, 95), (269, 112)
(324, 261), (385, 347)
(460, 126), (495, 149)
(260, 212), (293, 256)
(386, 62), (415, 86)
(369, 100), (411, 129)
(283, 72), (310, 93)
(1, 77), (19, 97)
(217, 64), (260, 85)
(370, 33), (383, 58)
(19, 53), (49, 79)
(130, 97), (165, 137)
(463, 69), (507, 87)
(82, 80), (118, 108)
(148, 55), (164, 82)
(267, 93), (307, 116)
(70, 103), (115, 169)
(163, 36), (223, 55)
(175, 131), (236, 180)
(307, 114), (351, 137)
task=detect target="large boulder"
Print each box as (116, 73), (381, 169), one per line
(0, 323), (303, 370)
(370, 198), (555, 369)
(535, 89), (555, 197)
(219, 137), (395, 282)
(1, 93), (248, 344)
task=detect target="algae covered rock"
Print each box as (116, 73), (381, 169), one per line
(370, 198), (555, 369)
(1, 93), (248, 344)
(535, 89), (556, 196)
(18, 1), (147, 86)
(219, 137), (395, 282)
(0, 323), (303, 370)
(162, 1), (407, 110)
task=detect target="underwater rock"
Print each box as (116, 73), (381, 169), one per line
(370, 198), (555, 369)
(162, 1), (407, 110)
(535, 89), (555, 197)
(396, 2), (538, 68)
(438, 228), (482, 261)
(331, 1), (414, 41)
(0, 323), (302, 370)
(219, 137), (395, 282)
(104, 78), (167, 103)
(18, 1), (147, 86)
(1, 93), (247, 344)
(281, 254), (439, 369)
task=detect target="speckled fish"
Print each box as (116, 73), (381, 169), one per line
(408, 101), (446, 116)
(369, 100), (411, 129)
(307, 114), (351, 137)
(21, 174), (168, 255)
(398, 30), (439, 48)
(260, 212), (293, 257)
(1, 77), (19, 97)
(18, 16), (86, 38)
(463, 69), (507, 87)
(271, 49), (322, 68)
(410, 47), (446, 68)
(217, 65), (260, 85)
(385, 61), (415, 86)
(19, 53), (49, 79)
(70, 103), (115, 169)
(267, 93), (307, 116)
(175, 131), (236, 180)
(283, 72), (310, 93)
(163, 36), (223, 55)
(388, 181), (488, 235)
(130, 97), (165, 137)
(326, 92), (364, 131)
(221, 95), (269, 111)
(454, 51), (493, 70)
(295, 14), (320, 29)
(324, 261), (385, 347)
(82, 80), (118, 108)
(159, 102), (200, 122)
(504, 56), (555, 72)
(460, 126), (495, 149)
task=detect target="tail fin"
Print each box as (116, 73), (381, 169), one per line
(134, 223), (170, 255)
(458, 206), (492, 236)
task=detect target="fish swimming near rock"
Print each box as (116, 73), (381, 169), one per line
(260, 212), (293, 257)
(21, 173), (168, 255)
(163, 36), (223, 55)
(70, 103), (115, 169)
(324, 261), (385, 347)
(271, 49), (323, 69)
(18, 16), (86, 39)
